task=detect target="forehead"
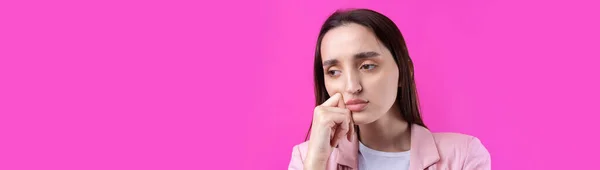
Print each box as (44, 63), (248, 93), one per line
(320, 23), (382, 60)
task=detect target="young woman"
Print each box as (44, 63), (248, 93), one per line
(288, 9), (491, 170)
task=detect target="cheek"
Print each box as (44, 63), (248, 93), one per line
(324, 79), (343, 95)
(363, 70), (399, 103)
(364, 70), (398, 90)
(377, 66), (400, 90)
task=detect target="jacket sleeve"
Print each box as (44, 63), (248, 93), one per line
(463, 137), (491, 170)
(288, 144), (304, 170)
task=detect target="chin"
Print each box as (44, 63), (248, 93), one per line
(351, 111), (379, 125)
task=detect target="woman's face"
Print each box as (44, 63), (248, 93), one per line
(320, 23), (400, 125)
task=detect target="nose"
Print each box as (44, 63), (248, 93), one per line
(345, 71), (362, 94)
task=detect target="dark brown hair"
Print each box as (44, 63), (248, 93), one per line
(306, 8), (426, 141)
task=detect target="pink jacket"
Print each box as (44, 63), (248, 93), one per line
(288, 124), (491, 170)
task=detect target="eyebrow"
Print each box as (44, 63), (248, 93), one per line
(322, 51), (381, 67)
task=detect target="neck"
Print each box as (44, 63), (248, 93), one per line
(357, 105), (411, 152)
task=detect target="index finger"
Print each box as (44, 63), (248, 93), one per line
(321, 93), (342, 107)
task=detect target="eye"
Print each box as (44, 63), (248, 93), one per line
(360, 64), (377, 70)
(327, 70), (341, 77)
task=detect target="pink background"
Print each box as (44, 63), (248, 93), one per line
(1, 0), (599, 169)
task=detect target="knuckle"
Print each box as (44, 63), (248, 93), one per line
(314, 106), (324, 115)
(318, 113), (327, 121)
(313, 106), (321, 112)
(316, 112), (330, 123)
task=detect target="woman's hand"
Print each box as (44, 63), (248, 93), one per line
(305, 93), (355, 170)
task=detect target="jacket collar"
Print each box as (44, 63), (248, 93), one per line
(335, 124), (440, 170)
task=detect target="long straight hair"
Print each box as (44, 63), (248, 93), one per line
(306, 9), (426, 141)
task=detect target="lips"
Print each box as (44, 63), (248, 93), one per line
(345, 99), (368, 112)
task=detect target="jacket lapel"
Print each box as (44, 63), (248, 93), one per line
(409, 125), (440, 170)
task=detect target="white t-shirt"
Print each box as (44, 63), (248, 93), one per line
(358, 141), (410, 170)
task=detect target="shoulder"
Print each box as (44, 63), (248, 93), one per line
(431, 132), (488, 154)
(431, 132), (478, 148)
(431, 132), (491, 169)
